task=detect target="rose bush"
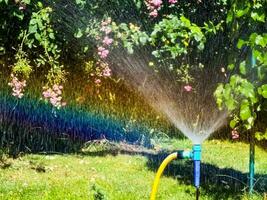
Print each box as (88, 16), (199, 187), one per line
(0, 0), (266, 140)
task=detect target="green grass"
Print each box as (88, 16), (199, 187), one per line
(0, 139), (266, 200)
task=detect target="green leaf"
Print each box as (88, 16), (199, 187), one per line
(236, 7), (250, 18)
(257, 87), (262, 95)
(13, 11), (24, 20)
(229, 75), (240, 86)
(74, 28), (83, 38)
(119, 23), (128, 31)
(180, 16), (191, 27)
(197, 42), (204, 50)
(135, 0), (142, 9)
(0, 0), (9, 4)
(228, 64), (235, 70)
(239, 61), (246, 75)
(214, 84), (224, 109)
(247, 117), (254, 125)
(34, 33), (41, 41)
(260, 84), (267, 98)
(139, 36), (147, 45)
(75, 0), (86, 8)
(223, 84), (236, 110)
(240, 100), (251, 120)
(28, 24), (37, 34)
(152, 50), (160, 58)
(255, 35), (266, 47)
(240, 81), (256, 101)
(37, 1), (43, 8)
(49, 32), (55, 40)
(255, 131), (267, 141)
(251, 12), (265, 22)
(0, 46), (5, 55)
(21, 0), (31, 4)
(226, 97), (236, 110)
(83, 46), (89, 53)
(244, 124), (252, 130)
(230, 119), (237, 128)
(252, 49), (261, 61)
(125, 43), (134, 54)
(237, 39), (246, 49)
(226, 10), (233, 24)
(249, 33), (258, 43)
(255, 132), (263, 140)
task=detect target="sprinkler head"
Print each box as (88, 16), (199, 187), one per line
(192, 144), (201, 161)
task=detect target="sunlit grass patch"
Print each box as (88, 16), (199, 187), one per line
(0, 139), (266, 200)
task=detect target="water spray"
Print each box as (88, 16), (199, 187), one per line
(150, 144), (202, 200)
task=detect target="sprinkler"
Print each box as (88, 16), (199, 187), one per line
(150, 144), (202, 200)
(178, 144), (202, 200)
(193, 144), (201, 200)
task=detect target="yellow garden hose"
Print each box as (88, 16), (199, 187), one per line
(150, 152), (178, 200)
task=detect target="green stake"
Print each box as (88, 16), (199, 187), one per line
(249, 52), (256, 194)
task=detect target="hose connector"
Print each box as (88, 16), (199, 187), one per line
(177, 150), (193, 159)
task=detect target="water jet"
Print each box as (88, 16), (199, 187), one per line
(107, 48), (227, 199)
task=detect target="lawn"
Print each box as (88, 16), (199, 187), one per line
(0, 139), (266, 200)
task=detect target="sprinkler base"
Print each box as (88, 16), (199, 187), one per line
(196, 187), (200, 200)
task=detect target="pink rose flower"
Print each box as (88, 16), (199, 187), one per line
(149, 10), (158, 17)
(53, 84), (59, 91)
(231, 129), (239, 140)
(184, 85), (192, 92)
(98, 46), (105, 52)
(151, 0), (162, 7)
(8, 74), (26, 98)
(169, 0), (177, 4)
(100, 27), (112, 34)
(98, 49), (109, 59)
(42, 84), (66, 108)
(95, 79), (101, 84)
(103, 36), (113, 46)
(101, 18), (112, 26)
(102, 66), (112, 77)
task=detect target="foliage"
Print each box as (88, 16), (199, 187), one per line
(149, 15), (206, 59)
(214, 0), (267, 140)
(112, 22), (149, 54)
(0, 0), (266, 139)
